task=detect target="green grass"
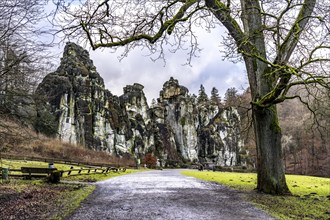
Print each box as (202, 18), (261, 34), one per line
(182, 170), (330, 220)
(1, 159), (54, 169)
(182, 171), (257, 190)
(286, 175), (330, 196)
(0, 159), (81, 175)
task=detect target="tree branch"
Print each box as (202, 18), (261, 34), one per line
(205, 0), (245, 50)
(274, 0), (316, 64)
(81, 0), (200, 50)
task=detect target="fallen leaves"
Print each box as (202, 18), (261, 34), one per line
(0, 182), (66, 220)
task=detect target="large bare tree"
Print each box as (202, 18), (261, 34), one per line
(56, 0), (330, 194)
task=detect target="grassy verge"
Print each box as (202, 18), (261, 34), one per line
(51, 183), (96, 219)
(181, 170), (330, 220)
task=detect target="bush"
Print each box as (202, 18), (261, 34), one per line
(144, 153), (157, 169)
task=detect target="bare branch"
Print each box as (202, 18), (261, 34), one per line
(80, 0), (201, 50)
(205, 0), (245, 50)
(275, 0), (316, 64)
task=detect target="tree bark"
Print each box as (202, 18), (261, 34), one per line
(244, 53), (290, 194)
(253, 105), (290, 194)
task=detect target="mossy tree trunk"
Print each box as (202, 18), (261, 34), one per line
(235, 0), (290, 194)
(253, 105), (290, 194)
(242, 55), (291, 194)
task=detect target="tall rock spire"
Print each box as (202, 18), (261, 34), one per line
(35, 43), (243, 167)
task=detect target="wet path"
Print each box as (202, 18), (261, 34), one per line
(67, 170), (274, 220)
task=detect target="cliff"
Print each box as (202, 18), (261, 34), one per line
(35, 43), (243, 166)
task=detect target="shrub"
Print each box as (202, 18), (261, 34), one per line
(144, 153), (157, 169)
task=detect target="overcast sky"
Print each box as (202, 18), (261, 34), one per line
(45, 1), (248, 104)
(85, 28), (248, 103)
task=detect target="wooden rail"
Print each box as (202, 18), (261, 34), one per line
(60, 166), (126, 176)
(60, 167), (107, 176)
(0, 167), (21, 174)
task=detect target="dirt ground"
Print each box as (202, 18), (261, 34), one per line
(0, 181), (85, 220)
(0, 184), (61, 220)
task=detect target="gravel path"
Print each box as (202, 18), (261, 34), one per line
(66, 169), (274, 220)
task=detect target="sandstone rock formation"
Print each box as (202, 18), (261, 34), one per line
(35, 42), (243, 166)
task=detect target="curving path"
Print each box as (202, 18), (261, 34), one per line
(66, 169), (274, 220)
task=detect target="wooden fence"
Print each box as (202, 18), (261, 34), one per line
(0, 153), (133, 169)
(60, 166), (126, 177)
(0, 153), (128, 180)
(1, 165), (126, 180)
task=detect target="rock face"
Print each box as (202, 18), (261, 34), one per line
(35, 43), (118, 151)
(153, 77), (241, 166)
(35, 43), (243, 166)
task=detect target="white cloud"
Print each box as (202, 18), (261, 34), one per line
(88, 27), (248, 103)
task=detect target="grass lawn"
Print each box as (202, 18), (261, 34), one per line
(181, 170), (330, 220)
(0, 159), (82, 174)
(0, 159), (138, 219)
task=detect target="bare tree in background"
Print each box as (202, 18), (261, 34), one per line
(56, 0), (330, 194)
(0, 0), (55, 92)
(0, 0), (56, 148)
(224, 87), (239, 107)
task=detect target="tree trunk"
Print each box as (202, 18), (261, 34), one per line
(253, 105), (290, 194)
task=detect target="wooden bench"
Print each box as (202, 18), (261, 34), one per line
(21, 167), (58, 179)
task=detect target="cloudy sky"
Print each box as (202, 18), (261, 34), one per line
(86, 28), (248, 103)
(45, 1), (248, 104)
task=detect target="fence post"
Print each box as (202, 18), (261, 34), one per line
(68, 166), (74, 175)
(2, 167), (9, 180)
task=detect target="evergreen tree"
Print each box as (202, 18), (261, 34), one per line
(210, 87), (221, 106)
(197, 84), (208, 104)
